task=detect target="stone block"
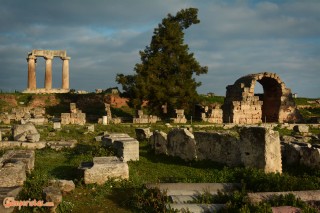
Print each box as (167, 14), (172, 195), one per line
(135, 128), (151, 141)
(150, 131), (168, 155)
(87, 124), (94, 132)
(43, 186), (62, 212)
(293, 125), (309, 133)
(12, 123), (40, 142)
(49, 179), (75, 195)
(102, 116), (108, 125)
(167, 128), (197, 161)
(113, 139), (139, 162)
(53, 122), (61, 130)
(80, 156), (129, 185)
(0, 162), (26, 187)
(101, 133), (131, 146)
(239, 127), (282, 173)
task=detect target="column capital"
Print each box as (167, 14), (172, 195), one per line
(61, 56), (71, 60)
(45, 56), (54, 60)
(26, 55), (36, 61)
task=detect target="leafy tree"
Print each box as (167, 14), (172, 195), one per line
(116, 8), (208, 117)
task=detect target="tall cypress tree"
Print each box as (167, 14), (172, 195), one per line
(116, 8), (208, 117)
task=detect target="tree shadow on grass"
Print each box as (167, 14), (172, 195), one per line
(50, 165), (81, 180)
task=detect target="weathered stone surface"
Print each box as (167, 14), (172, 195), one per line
(280, 135), (296, 143)
(102, 133), (131, 146)
(293, 125), (309, 133)
(87, 124), (94, 132)
(150, 131), (168, 155)
(133, 110), (159, 124)
(281, 143), (302, 165)
(300, 147), (320, 169)
(0, 162), (26, 187)
(53, 122), (61, 129)
(135, 128), (151, 141)
(43, 186), (62, 213)
(0, 186), (23, 213)
(114, 139), (139, 162)
(80, 156), (129, 185)
(171, 109), (187, 124)
(47, 140), (77, 150)
(167, 128), (197, 161)
(49, 180), (75, 195)
(271, 206), (301, 213)
(194, 131), (240, 166)
(222, 72), (302, 124)
(61, 103), (86, 125)
(239, 127), (282, 173)
(5, 150), (35, 173)
(12, 123), (40, 142)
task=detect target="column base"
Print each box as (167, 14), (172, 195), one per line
(22, 88), (70, 94)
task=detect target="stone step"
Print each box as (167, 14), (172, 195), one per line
(167, 203), (225, 213)
(147, 183), (240, 196)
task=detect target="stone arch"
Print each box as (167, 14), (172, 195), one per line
(222, 72), (302, 124)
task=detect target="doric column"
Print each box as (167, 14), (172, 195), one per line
(27, 55), (37, 90)
(61, 56), (70, 89)
(45, 56), (53, 90)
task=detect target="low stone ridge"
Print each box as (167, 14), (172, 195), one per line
(12, 123), (40, 142)
(79, 156), (129, 185)
(248, 190), (320, 203)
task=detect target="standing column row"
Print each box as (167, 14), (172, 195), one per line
(27, 55), (70, 91)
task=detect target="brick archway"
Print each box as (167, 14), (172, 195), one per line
(222, 72), (301, 124)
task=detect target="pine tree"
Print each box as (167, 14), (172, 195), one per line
(116, 8), (208, 117)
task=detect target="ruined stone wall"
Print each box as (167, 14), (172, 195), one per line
(222, 72), (301, 124)
(149, 127), (282, 173)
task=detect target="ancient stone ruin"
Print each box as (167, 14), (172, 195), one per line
(222, 72), (301, 124)
(0, 107), (47, 125)
(201, 105), (223, 124)
(133, 110), (158, 124)
(150, 127), (282, 173)
(171, 109), (187, 124)
(61, 103), (86, 125)
(24, 50), (70, 93)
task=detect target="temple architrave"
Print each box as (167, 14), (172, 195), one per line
(23, 50), (71, 93)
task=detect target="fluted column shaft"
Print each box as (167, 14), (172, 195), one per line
(27, 55), (37, 90)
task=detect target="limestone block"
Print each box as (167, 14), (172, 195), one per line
(7, 150), (35, 173)
(49, 179), (75, 195)
(53, 122), (61, 129)
(43, 186), (62, 212)
(26, 133), (40, 142)
(0, 162), (26, 187)
(113, 139), (139, 162)
(135, 128), (151, 141)
(239, 127), (282, 173)
(87, 124), (94, 132)
(102, 116), (108, 125)
(12, 123), (40, 142)
(150, 131), (168, 155)
(195, 132), (240, 166)
(281, 143), (301, 165)
(167, 128), (197, 161)
(81, 156), (129, 184)
(70, 103), (77, 113)
(300, 147), (320, 169)
(293, 125), (309, 133)
(61, 113), (71, 125)
(101, 133), (131, 146)
(0, 130), (2, 141)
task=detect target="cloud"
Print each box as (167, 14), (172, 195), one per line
(0, 0), (319, 97)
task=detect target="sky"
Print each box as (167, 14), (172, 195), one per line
(0, 0), (319, 98)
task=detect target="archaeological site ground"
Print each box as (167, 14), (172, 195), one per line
(0, 87), (320, 213)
